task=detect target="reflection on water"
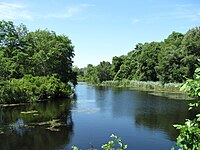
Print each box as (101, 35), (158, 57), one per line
(149, 91), (190, 100)
(0, 99), (74, 150)
(8, 119), (28, 136)
(0, 83), (193, 150)
(97, 86), (190, 140)
(67, 84), (191, 150)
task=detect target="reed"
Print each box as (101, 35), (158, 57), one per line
(101, 80), (181, 92)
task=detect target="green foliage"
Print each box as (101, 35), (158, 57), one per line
(0, 20), (77, 85)
(180, 65), (200, 98)
(79, 27), (200, 85)
(135, 42), (160, 81)
(173, 116), (200, 150)
(71, 134), (127, 150)
(102, 80), (180, 92)
(101, 134), (128, 150)
(25, 30), (76, 84)
(95, 61), (113, 83)
(0, 20), (29, 79)
(75, 62), (113, 84)
(0, 20), (77, 103)
(111, 55), (125, 78)
(0, 75), (73, 104)
(173, 66), (200, 149)
(71, 146), (79, 150)
(181, 27), (200, 78)
(156, 32), (185, 84)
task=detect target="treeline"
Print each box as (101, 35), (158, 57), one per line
(0, 20), (77, 103)
(75, 27), (200, 84)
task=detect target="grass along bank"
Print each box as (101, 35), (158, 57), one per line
(100, 80), (191, 100)
(101, 80), (180, 91)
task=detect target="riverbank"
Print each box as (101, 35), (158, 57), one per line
(101, 80), (181, 92)
(96, 80), (191, 100)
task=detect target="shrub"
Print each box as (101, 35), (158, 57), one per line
(0, 75), (73, 103)
(173, 67), (200, 149)
(72, 134), (127, 150)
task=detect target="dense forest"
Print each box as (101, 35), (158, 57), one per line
(76, 27), (200, 85)
(0, 20), (77, 103)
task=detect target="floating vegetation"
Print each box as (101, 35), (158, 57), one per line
(149, 91), (192, 100)
(0, 128), (4, 134)
(30, 119), (65, 132)
(70, 108), (100, 114)
(33, 113), (39, 116)
(21, 110), (38, 114)
(0, 103), (26, 107)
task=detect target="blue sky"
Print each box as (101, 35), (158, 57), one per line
(0, 0), (200, 67)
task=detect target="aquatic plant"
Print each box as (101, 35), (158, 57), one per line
(72, 134), (127, 150)
(102, 80), (180, 92)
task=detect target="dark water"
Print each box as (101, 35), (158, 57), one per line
(0, 83), (192, 150)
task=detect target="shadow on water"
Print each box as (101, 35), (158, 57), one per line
(95, 86), (192, 141)
(0, 84), (195, 150)
(0, 98), (74, 150)
(133, 93), (190, 140)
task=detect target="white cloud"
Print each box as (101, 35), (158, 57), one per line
(0, 2), (32, 20)
(46, 4), (94, 19)
(132, 19), (140, 24)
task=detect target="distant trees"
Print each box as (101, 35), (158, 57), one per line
(0, 20), (76, 103)
(96, 61), (113, 83)
(76, 62), (112, 84)
(76, 27), (200, 84)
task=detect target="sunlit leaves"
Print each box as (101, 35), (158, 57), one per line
(174, 66), (200, 149)
(72, 134), (127, 150)
(0, 20), (76, 85)
(0, 75), (73, 103)
(0, 20), (77, 103)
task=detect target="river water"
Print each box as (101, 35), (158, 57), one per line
(0, 82), (191, 150)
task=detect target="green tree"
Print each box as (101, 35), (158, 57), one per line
(0, 20), (29, 79)
(95, 61), (113, 83)
(74, 27), (200, 85)
(181, 27), (200, 79)
(0, 20), (77, 103)
(25, 30), (76, 84)
(113, 44), (143, 81)
(135, 42), (160, 81)
(111, 55), (125, 77)
(156, 32), (185, 84)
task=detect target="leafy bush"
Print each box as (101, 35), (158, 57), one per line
(0, 75), (73, 103)
(101, 134), (128, 150)
(173, 66), (200, 149)
(72, 134), (127, 150)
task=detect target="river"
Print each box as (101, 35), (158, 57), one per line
(0, 82), (191, 150)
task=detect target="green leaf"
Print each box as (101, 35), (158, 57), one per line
(195, 68), (200, 73)
(197, 114), (200, 121)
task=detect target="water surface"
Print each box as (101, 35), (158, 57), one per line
(0, 83), (191, 150)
